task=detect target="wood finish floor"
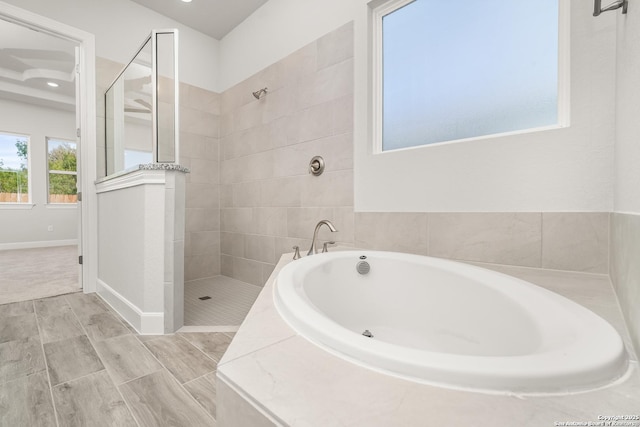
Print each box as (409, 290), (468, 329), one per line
(0, 292), (232, 426)
(0, 246), (79, 305)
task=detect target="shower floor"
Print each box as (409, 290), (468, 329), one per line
(183, 275), (262, 330)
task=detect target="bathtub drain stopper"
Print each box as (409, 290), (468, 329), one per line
(356, 261), (370, 275)
(362, 330), (374, 338)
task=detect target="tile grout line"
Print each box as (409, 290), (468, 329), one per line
(181, 368), (217, 388)
(49, 368), (108, 389)
(136, 335), (218, 423)
(174, 332), (223, 368)
(32, 300), (60, 427)
(117, 365), (166, 387)
(216, 334), (298, 368)
(63, 294), (143, 427)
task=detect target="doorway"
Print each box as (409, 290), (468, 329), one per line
(0, 2), (97, 302)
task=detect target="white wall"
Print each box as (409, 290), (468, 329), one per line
(96, 169), (185, 334)
(0, 99), (77, 246)
(219, 0), (358, 91)
(220, 0), (617, 213)
(614, 4), (640, 214)
(1, 0), (219, 92)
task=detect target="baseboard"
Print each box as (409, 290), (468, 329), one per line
(0, 239), (78, 251)
(96, 279), (164, 335)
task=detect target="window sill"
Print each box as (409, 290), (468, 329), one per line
(46, 203), (77, 209)
(0, 203), (35, 210)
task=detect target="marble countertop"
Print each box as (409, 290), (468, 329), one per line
(217, 252), (640, 426)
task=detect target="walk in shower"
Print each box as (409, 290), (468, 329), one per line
(99, 29), (259, 333)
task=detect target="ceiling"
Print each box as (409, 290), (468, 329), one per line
(0, 18), (77, 111)
(129, 0), (268, 40)
(0, 0), (267, 111)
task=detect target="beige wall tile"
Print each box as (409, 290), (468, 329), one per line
(300, 170), (354, 207)
(542, 213), (609, 273)
(232, 257), (264, 286)
(270, 116), (299, 149)
(355, 213), (428, 255)
(245, 235), (276, 264)
(185, 183), (218, 210)
(219, 112), (234, 137)
(262, 87), (296, 124)
(220, 184), (233, 207)
(274, 237), (313, 262)
(271, 43), (317, 91)
(232, 181), (261, 208)
(331, 95), (354, 135)
(181, 83), (220, 115)
(185, 253), (220, 281)
(297, 58), (353, 110)
(259, 177), (302, 207)
(221, 232), (245, 258)
(428, 213), (542, 267)
(221, 208), (255, 234)
(221, 255), (233, 277)
(316, 22), (354, 70)
(180, 133), (218, 162)
(189, 158), (218, 185)
(286, 207), (354, 245)
(190, 231), (220, 256)
(221, 150), (275, 184)
(272, 133), (352, 179)
(227, 125), (273, 160)
(292, 102), (335, 143)
(180, 107), (218, 138)
(186, 208), (219, 233)
(254, 207), (288, 237)
(610, 213), (640, 356)
(234, 99), (264, 133)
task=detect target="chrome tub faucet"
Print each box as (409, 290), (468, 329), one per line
(307, 220), (337, 256)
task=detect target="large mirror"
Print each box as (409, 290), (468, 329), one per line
(105, 30), (178, 176)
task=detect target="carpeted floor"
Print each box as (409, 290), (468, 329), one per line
(0, 245), (79, 304)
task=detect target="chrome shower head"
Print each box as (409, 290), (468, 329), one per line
(252, 87), (268, 99)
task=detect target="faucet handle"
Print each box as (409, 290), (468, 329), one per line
(322, 241), (336, 253)
(292, 246), (301, 260)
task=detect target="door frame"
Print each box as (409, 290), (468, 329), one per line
(0, 1), (98, 293)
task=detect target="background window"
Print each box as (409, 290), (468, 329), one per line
(0, 132), (30, 203)
(47, 138), (77, 204)
(380, 0), (560, 151)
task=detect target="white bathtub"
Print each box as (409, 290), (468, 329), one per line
(274, 251), (629, 394)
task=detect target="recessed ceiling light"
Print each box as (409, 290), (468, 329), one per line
(181, 0), (192, 3)
(47, 82), (59, 88)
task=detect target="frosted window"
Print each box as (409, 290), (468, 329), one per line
(381, 0), (559, 151)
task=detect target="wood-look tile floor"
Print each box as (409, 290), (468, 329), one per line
(0, 292), (233, 426)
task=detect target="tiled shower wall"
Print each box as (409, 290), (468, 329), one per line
(218, 23), (610, 286)
(179, 85), (220, 281)
(96, 57), (220, 281)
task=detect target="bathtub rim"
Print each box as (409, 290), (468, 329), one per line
(273, 250), (630, 395)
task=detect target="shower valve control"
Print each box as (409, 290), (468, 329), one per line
(309, 156), (325, 176)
